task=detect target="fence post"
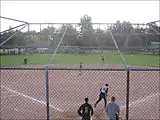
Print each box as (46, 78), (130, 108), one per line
(45, 66), (50, 120)
(126, 66), (130, 120)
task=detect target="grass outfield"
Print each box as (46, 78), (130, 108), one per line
(0, 52), (159, 66)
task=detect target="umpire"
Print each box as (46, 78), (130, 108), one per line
(78, 97), (94, 120)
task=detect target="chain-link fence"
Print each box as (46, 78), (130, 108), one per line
(129, 69), (160, 120)
(1, 68), (46, 119)
(0, 67), (160, 120)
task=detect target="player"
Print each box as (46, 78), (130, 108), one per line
(94, 83), (109, 108)
(101, 55), (105, 65)
(24, 57), (28, 64)
(79, 62), (83, 75)
(78, 97), (94, 120)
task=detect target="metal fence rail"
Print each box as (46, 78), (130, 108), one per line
(0, 67), (160, 120)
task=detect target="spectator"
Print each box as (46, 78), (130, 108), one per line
(94, 84), (109, 108)
(106, 96), (120, 120)
(78, 97), (94, 120)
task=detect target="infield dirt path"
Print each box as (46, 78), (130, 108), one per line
(1, 64), (159, 120)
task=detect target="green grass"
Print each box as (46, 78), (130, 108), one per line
(0, 52), (159, 66)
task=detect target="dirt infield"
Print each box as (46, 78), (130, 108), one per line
(1, 64), (159, 120)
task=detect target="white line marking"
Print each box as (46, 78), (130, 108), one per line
(1, 85), (159, 116)
(120, 92), (159, 110)
(1, 85), (64, 112)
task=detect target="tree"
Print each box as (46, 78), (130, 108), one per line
(26, 30), (39, 45)
(56, 24), (77, 46)
(78, 14), (93, 33)
(77, 14), (97, 46)
(94, 28), (111, 46)
(122, 21), (133, 33)
(14, 30), (26, 46)
(108, 20), (126, 47)
(40, 26), (56, 45)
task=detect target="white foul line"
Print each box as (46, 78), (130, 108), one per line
(1, 85), (159, 115)
(1, 85), (64, 112)
(120, 92), (159, 110)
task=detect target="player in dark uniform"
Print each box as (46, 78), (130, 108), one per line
(78, 97), (94, 120)
(79, 62), (83, 75)
(24, 57), (28, 64)
(94, 84), (109, 108)
(101, 55), (105, 65)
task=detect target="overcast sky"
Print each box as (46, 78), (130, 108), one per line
(1, 1), (160, 32)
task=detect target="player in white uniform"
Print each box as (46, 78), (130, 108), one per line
(94, 84), (109, 108)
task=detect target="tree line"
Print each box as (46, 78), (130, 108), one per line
(1, 14), (159, 48)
